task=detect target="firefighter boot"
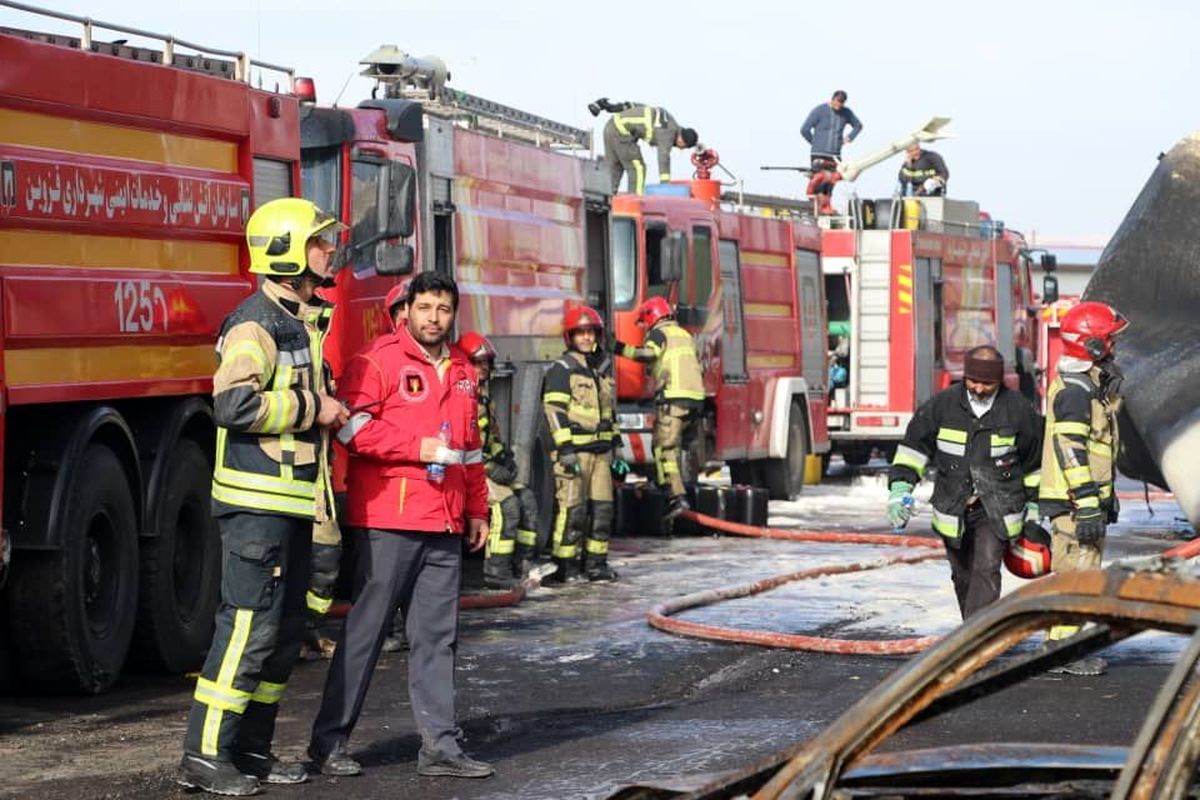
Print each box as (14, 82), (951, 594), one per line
(585, 556), (618, 582)
(513, 543), (535, 580)
(177, 753), (261, 796)
(551, 557), (584, 584)
(483, 553), (519, 591)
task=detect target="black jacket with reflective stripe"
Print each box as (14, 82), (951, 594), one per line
(889, 384), (1043, 540)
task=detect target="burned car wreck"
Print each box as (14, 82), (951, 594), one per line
(611, 561), (1200, 799)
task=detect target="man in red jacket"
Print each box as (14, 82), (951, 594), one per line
(308, 271), (493, 780)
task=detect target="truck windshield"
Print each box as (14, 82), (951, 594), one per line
(612, 216), (637, 310)
(300, 146), (340, 219)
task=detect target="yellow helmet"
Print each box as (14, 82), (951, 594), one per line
(246, 197), (344, 277)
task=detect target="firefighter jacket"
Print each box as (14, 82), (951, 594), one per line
(609, 104), (681, 181)
(899, 149), (950, 194)
(1039, 362), (1121, 522)
(615, 319), (705, 406)
(211, 280), (334, 521)
(336, 327), (488, 533)
(889, 384), (1043, 542)
(543, 349), (618, 456)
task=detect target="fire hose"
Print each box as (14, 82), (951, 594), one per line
(650, 501), (1193, 656)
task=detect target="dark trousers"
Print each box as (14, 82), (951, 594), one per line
(944, 504), (1006, 620)
(183, 513), (311, 760)
(311, 530), (463, 758)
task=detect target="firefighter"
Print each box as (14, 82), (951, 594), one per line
(178, 198), (350, 796)
(887, 345), (1042, 620)
(1041, 301), (1129, 676)
(590, 97), (698, 195)
(310, 271), (492, 780)
(543, 305), (620, 582)
(455, 331), (542, 589)
(614, 296), (704, 519)
(899, 143), (950, 197)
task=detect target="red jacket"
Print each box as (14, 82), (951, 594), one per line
(337, 327), (487, 533)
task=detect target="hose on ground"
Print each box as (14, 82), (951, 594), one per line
(651, 498), (1192, 656)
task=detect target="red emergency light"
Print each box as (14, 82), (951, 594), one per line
(294, 76), (317, 104)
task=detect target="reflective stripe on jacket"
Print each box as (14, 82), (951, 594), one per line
(609, 104), (680, 180)
(1039, 364), (1121, 521)
(211, 281), (333, 520)
(889, 384), (1042, 542)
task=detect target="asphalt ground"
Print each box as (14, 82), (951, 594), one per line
(0, 470), (1193, 799)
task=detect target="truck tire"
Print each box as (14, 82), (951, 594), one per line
(763, 400), (808, 501)
(841, 443), (873, 466)
(8, 444), (138, 693)
(728, 459), (756, 487)
(131, 439), (219, 672)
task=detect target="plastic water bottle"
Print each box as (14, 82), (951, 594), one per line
(427, 421), (451, 484)
(893, 495), (915, 534)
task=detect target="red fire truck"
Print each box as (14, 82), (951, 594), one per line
(821, 198), (1043, 466)
(303, 47), (615, 541)
(0, 8), (421, 693)
(611, 163), (831, 502)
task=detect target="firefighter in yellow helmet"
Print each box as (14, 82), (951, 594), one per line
(179, 198), (350, 796)
(1041, 301), (1130, 676)
(614, 296), (704, 519)
(543, 305), (620, 582)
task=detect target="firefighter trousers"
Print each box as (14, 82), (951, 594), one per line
(551, 451), (614, 564)
(183, 512), (311, 761)
(653, 402), (696, 499)
(604, 122), (646, 194)
(943, 504), (1006, 620)
(1047, 513), (1105, 641)
(307, 516), (341, 617)
(486, 478), (540, 579)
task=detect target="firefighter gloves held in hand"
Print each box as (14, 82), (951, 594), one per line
(610, 457), (631, 479)
(887, 482), (915, 528)
(1074, 505), (1107, 545)
(558, 450), (581, 475)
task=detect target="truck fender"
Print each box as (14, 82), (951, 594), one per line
(10, 406), (142, 551)
(766, 378), (809, 459)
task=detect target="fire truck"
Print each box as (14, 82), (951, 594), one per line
(788, 117), (1048, 467)
(0, 6), (419, 693)
(301, 47), (615, 542)
(610, 158), (831, 502)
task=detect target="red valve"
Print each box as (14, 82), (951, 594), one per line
(691, 147), (720, 179)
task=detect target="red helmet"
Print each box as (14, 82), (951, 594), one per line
(456, 331), (497, 363)
(636, 296), (674, 329)
(562, 305), (604, 346)
(384, 281), (410, 317)
(1060, 301), (1129, 361)
(1004, 521), (1052, 579)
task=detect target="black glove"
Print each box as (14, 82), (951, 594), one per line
(587, 97), (609, 117)
(487, 457), (518, 485)
(1073, 505), (1106, 545)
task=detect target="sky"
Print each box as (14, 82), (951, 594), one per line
(4, 0), (1197, 244)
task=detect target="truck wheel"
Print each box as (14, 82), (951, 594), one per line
(763, 400), (808, 501)
(132, 439), (219, 672)
(841, 443), (872, 466)
(728, 459), (755, 487)
(8, 444), (138, 693)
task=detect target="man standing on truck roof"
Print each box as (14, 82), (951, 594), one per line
(590, 97), (699, 195)
(178, 198), (350, 797)
(801, 90), (863, 205)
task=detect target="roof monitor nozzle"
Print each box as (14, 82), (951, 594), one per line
(360, 45), (449, 100)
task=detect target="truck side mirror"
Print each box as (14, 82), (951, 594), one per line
(387, 162), (417, 239)
(1041, 274), (1059, 304)
(660, 231), (685, 283)
(375, 241), (414, 276)
(1040, 253), (1057, 272)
